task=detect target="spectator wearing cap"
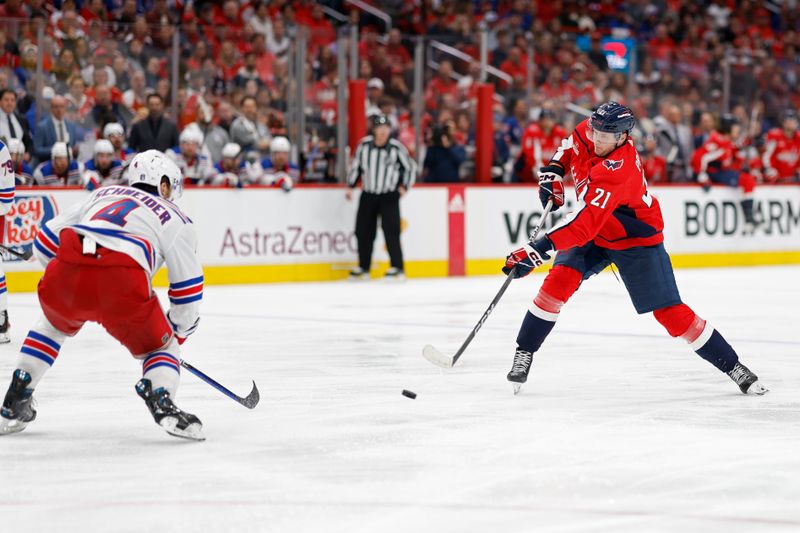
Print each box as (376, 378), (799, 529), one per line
(34, 95), (80, 164)
(7, 138), (33, 186)
(346, 114), (417, 280)
(103, 122), (134, 162)
(33, 142), (83, 186)
(366, 78), (384, 119)
(259, 136), (296, 191)
(128, 93), (179, 153)
(82, 139), (123, 190)
(230, 95), (271, 156)
(25, 86), (55, 136)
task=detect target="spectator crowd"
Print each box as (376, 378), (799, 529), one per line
(0, 0), (797, 191)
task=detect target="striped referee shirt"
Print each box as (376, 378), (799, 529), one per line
(347, 136), (417, 194)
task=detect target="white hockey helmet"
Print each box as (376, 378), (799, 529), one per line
(51, 141), (69, 160)
(179, 124), (204, 146)
(103, 122), (125, 139)
(270, 136), (290, 153)
(94, 139), (115, 155)
(127, 150), (184, 200)
(221, 142), (242, 159)
(6, 138), (23, 155)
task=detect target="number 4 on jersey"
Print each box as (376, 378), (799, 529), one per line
(91, 199), (140, 227)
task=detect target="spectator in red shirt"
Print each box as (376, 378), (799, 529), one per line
(565, 63), (599, 108)
(218, 40), (243, 82)
(499, 46), (528, 90)
(424, 60), (459, 111)
(385, 29), (411, 68)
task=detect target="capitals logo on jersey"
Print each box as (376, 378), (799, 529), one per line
(603, 159), (624, 171)
(3, 195), (59, 262)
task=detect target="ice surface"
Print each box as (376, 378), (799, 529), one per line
(1, 267), (799, 532)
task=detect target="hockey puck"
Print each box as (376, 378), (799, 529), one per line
(401, 389), (417, 399)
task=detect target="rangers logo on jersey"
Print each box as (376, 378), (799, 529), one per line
(603, 159), (624, 171)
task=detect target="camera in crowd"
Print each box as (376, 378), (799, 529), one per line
(431, 123), (452, 147)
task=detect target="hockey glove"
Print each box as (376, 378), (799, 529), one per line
(697, 171), (711, 193)
(537, 164), (565, 212)
(502, 236), (555, 279)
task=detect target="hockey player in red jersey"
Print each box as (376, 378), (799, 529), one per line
(503, 102), (768, 396)
(0, 150), (205, 440)
(761, 110), (800, 183)
(513, 109), (567, 183)
(691, 114), (759, 226)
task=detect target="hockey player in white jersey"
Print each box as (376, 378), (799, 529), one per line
(0, 139), (15, 343)
(0, 150), (205, 440)
(167, 126), (216, 185)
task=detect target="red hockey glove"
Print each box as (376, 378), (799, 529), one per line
(502, 236), (555, 279)
(537, 164), (565, 212)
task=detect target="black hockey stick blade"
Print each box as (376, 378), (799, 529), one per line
(0, 245), (33, 260)
(180, 359), (260, 409)
(240, 381), (260, 409)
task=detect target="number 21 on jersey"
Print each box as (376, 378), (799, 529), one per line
(91, 199), (139, 227)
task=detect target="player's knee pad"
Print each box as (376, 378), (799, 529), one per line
(653, 303), (701, 339)
(739, 172), (756, 193)
(540, 265), (582, 303)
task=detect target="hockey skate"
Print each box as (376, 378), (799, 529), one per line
(135, 379), (205, 441)
(727, 362), (769, 395)
(348, 267), (369, 281)
(383, 267), (406, 281)
(0, 310), (10, 344)
(0, 369), (37, 435)
(507, 348), (533, 395)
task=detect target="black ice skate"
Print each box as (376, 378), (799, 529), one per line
(0, 369), (37, 435)
(348, 267), (369, 281)
(507, 348), (533, 395)
(727, 362), (769, 395)
(0, 310), (10, 344)
(135, 379), (205, 441)
(384, 267), (406, 281)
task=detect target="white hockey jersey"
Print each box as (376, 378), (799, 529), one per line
(0, 141), (15, 217)
(33, 185), (202, 338)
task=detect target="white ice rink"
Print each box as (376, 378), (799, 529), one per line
(1, 266), (799, 532)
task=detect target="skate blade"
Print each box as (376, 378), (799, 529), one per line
(746, 381), (769, 395)
(512, 383), (523, 395)
(0, 417), (28, 435)
(160, 417), (205, 441)
(0, 333), (11, 344)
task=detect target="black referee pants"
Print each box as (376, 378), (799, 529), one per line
(355, 191), (403, 272)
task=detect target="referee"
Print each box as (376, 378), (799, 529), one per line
(346, 114), (417, 280)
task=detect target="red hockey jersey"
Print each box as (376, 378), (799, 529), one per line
(762, 128), (800, 181)
(691, 131), (735, 174)
(547, 119), (665, 251)
(518, 123), (567, 183)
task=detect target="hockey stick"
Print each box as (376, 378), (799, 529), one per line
(422, 200), (554, 368)
(0, 244), (33, 261)
(180, 359), (260, 409)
